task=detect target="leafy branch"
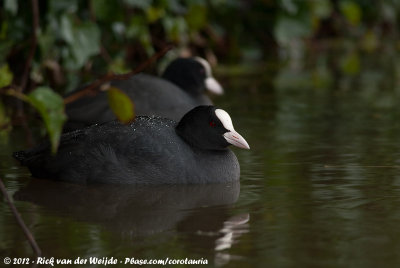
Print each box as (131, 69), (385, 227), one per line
(0, 44), (172, 153)
(1, 85), (66, 153)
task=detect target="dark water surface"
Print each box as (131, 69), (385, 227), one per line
(2, 52), (400, 267)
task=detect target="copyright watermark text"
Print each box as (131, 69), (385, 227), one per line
(3, 256), (208, 266)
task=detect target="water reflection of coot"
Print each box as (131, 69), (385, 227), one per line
(14, 179), (241, 237)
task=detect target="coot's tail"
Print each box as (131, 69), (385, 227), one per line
(13, 149), (52, 179)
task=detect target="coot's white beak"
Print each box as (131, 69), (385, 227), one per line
(215, 108), (249, 149)
(223, 130), (250, 150)
(205, 77), (224, 95)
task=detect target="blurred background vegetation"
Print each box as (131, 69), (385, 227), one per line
(1, 0), (400, 148)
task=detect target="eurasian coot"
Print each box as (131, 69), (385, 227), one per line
(64, 57), (223, 131)
(14, 106), (249, 184)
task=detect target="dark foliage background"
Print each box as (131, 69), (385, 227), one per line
(1, 0), (399, 149)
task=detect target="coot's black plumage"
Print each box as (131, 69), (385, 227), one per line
(14, 106), (249, 184)
(64, 57), (223, 131)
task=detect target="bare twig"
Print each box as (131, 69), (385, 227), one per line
(0, 177), (42, 256)
(19, 0), (39, 92)
(0, 85), (17, 93)
(2, 87), (30, 102)
(64, 45), (173, 104)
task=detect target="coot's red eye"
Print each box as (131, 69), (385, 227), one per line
(209, 121), (216, 127)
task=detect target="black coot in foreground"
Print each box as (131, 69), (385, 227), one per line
(64, 57), (223, 131)
(14, 106), (249, 184)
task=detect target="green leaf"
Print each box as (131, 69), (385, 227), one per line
(162, 17), (188, 43)
(71, 22), (100, 66)
(0, 64), (13, 87)
(340, 1), (362, 26)
(312, 0), (332, 19)
(109, 57), (130, 74)
(4, 0), (18, 15)
(146, 7), (165, 23)
(60, 15), (74, 43)
(27, 87), (66, 153)
(48, 0), (78, 14)
(38, 28), (56, 59)
(126, 16), (147, 38)
(274, 16), (312, 45)
(126, 16), (154, 55)
(92, 0), (124, 22)
(340, 52), (360, 75)
(185, 4), (207, 31)
(107, 87), (135, 124)
(124, 0), (153, 9)
(60, 15), (101, 69)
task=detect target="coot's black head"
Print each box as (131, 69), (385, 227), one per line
(161, 57), (223, 96)
(176, 106), (250, 151)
